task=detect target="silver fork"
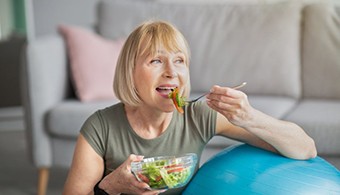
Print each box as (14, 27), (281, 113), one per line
(185, 82), (247, 103)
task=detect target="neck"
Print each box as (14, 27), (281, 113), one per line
(125, 105), (173, 139)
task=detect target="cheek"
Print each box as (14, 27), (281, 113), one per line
(134, 69), (154, 90)
(179, 67), (190, 83)
(134, 65), (151, 81)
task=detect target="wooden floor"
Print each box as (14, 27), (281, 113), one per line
(0, 131), (67, 195)
(1, 130), (339, 195)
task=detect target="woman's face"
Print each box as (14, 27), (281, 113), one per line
(134, 46), (189, 112)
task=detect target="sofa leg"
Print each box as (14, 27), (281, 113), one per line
(38, 167), (49, 195)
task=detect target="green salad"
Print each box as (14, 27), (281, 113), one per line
(136, 159), (192, 189)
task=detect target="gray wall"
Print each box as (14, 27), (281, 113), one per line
(30, 0), (98, 38)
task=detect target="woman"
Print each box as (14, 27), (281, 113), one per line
(63, 20), (316, 195)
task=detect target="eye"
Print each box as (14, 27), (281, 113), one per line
(150, 59), (162, 64)
(174, 58), (184, 64)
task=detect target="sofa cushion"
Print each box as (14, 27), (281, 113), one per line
(247, 95), (297, 119)
(302, 3), (340, 99)
(190, 93), (297, 119)
(98, 0), (302, 99)
(58, 24), (124, 102)
(198, 94), (297, 147)
(284, 99), (340, 155)
(46, 100), (118, 138)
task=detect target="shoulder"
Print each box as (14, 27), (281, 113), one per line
(80, 102), (126, 156)
(90, 102), (125, 122)
(81, 102), (124, 130)
(97, 102), (124, 117)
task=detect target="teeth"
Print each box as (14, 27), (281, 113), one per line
(157, 87), (176, 90)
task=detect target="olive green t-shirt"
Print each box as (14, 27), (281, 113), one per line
(80, 101), (217, 194)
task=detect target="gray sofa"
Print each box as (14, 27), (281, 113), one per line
(22, 0), (340, 194)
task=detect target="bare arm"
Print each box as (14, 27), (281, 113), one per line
(63, 134), (104, 195)
(63, 134), (166, 195)
(206, 85), (317, 160)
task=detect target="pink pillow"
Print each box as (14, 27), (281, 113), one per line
(58, 24), (124, 102)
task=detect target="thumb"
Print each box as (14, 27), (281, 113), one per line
(125, 154), (144, 172)
(126, 154), (144, 165)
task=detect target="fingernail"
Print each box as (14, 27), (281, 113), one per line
(159, 189), (167, 193)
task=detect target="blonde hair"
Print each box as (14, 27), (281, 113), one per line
(113, 20), (191, 106)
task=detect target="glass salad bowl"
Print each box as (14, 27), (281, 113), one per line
(131, 153), (198, 189)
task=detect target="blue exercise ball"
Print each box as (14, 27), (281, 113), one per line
(183, 144), (340, 195)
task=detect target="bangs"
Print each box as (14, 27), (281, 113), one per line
(113, 20), (192, 106)
(137, 22), (190, 64)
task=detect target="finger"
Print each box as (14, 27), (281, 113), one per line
(157, 189), (168, 194)
(210, 85), (244, 98)
(206, 93), (239, 105)
(207, 98), (245, 116)
(132, 179), (151, 190)
(207, 99), (235, 114)
(133, 187), (150, 195)
(207, 101), (243, 122)
(130, 173), (151, 191)
(129, 180), (151, 194)
(207, 90), (245, 109)
(125, 154), (144, 170)
(142, 189), (167, 195)
(128, 154), (144, 163)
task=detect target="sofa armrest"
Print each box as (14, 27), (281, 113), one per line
(21, 35), (70, 167)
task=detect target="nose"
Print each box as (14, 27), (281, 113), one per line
(163, 61), (177, 78)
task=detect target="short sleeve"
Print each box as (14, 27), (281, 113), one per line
(185, 101), (217, 143)
(80, 111), (107, 157)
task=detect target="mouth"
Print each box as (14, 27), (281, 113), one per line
(156, 86), (177, 98)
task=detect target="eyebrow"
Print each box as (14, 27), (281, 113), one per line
(155, 50), (183, 55)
